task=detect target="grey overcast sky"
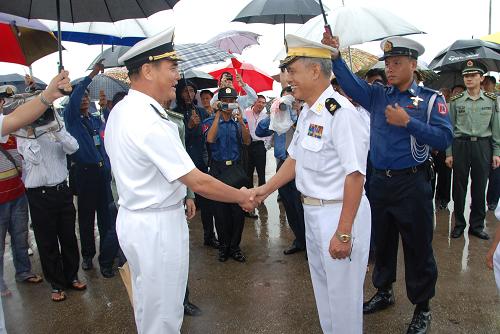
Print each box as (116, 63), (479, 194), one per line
(0, 0), (498, 94)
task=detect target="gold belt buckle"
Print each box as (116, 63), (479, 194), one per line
(470, 137), (477, 142)
(225, 160), (233, 166)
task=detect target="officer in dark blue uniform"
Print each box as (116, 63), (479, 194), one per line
(202, 87), (251, 262)
(323, 33), (453, 334)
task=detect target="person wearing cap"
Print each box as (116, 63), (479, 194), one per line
(254, 34), (371, 334)
(174, 80), (219, 249)
(63, 63), (119, 278)
(210, 71), (258, 111)
(104, 27), (256, 334)
(203, 86), (251, 262)
(445, 60), (499, 240)
(323, 33), (453, 333)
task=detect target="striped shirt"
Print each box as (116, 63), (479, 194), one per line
(0, 135), (24, 203)
(17, 127), (79, 188)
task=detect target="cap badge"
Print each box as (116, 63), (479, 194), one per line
(383, 41), (393, 52)
(466, 60), (473, 67)
(6, 87), (13, 95)
(225, 88), (231, 94)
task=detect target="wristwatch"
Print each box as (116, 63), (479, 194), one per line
(335, 232), (352, 243)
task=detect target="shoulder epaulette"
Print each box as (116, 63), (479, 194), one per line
(165, 109), (184, 120)
(484, 92), (497, 100)
(450, 93), (464, 101)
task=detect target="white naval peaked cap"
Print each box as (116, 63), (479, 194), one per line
(279, 34), (338, 69)
(379, 36), (425, 61)
(118, 26), (182, 71)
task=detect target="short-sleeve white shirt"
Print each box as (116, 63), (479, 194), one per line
(104, 89), (195, 210)
(287, 86), (369, 200)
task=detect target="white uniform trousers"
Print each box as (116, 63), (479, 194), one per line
(304, 196), (371, 334)
(117, 203), (188, 334)
(494, 243), (500, 293)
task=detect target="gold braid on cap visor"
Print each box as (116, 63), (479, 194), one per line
(148, 51), (182, 61)
(287, 47), (332, 59)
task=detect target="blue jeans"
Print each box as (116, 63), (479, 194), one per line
(0, 194), (34, 291)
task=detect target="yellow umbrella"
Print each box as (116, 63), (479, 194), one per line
(480, 32), (500, 44)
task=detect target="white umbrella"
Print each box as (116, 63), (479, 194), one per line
(293, 5), (424, 48)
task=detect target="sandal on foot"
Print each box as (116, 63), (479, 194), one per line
(71, 280), (87, 291)
(24, 274), (43, 284)
(51, 289), (66, 302)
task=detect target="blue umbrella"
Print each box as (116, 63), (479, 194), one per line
(0, 73), (46, 92)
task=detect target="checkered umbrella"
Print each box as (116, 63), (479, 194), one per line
(87, 43), (233, 72)
(71, 74), (129, 101)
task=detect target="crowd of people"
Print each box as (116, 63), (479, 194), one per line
(0, 25), (498, 334)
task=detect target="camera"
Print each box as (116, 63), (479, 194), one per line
(220, 102), (239, 111)
(279, 102), (288, 111)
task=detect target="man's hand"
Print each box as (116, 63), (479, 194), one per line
(385, 104), (410, 127)
(254, 185), (270, 204)
(187, 110), (201, 129)
(492, 156), (500, 169)
(236, 72), (245, 87)
(329, 233), (352, 260)
(321, 32), (340, 59)
(445, 156), (453, 169)
(185, 198), (196, 220)
(234, 110), (244, 124)
(90, 62), (104, 79)
(45, 70), (71, 102)
(238, 187), (259, 212)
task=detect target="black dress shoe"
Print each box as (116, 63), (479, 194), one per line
(283, 246), (305, 255)
(101, 266), (115, 278)
(218, 249), (229, 262)
(469, 229), (490, 240)
(450, 227), (464, 239)
(82, 257), (93, 271)
(406, 309), (431, 334)
(184, 302), (202, 316)
(231, 251), (246, 262)
(204, 238), (220, 249)
(363, 289), (395, 314)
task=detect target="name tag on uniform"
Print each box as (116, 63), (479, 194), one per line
(93, 134), (101, 146)
(307, 124), (323, 139)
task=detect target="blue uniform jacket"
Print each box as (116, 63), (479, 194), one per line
(255, 116), (287, 160)
(63, 76), (111, 171)
(174, 105), (209, 172)
(332, 58), (453, 169)
(202, 116), (245, 162)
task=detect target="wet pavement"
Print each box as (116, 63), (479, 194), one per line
(2, 152), (500, 334)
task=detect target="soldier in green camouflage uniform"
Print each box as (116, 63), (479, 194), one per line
(446, 60), (500, 240)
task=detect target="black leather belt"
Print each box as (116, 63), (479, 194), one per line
(77, 161), (104, 168)
(374, 162), (428, 178)
(250, 140), (264, 145)
(456, 136), (490, 142)
(28, 181), (67, 193)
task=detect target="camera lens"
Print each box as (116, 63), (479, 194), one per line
(279, 103), (288, 111)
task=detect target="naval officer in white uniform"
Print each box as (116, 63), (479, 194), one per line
(255, 35), (371, 334)
(104, 27), (256, 334)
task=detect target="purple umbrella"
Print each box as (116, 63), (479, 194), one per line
(206, 30), (260, 54)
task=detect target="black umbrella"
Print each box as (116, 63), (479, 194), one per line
(428, 39), (500, 72)
(232, 0), (325, 40)
(182, 70), (218, 90)
(0, 73), (47, 92)
(0, 0), (180, 70)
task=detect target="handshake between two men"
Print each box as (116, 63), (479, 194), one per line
(237, 185), (270, 212)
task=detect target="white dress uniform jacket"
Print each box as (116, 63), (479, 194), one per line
(287, 86), (371, 334)
(105, 89), (195, 334)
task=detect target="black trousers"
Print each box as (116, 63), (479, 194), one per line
(209, 163), (245, 253)
(370, 168), (437, 305)
(26, 183), (79, 290)
(431, 151), (452, 204)
(452, 139), (491, 231)
(246, 141), (267, 187)
(74, 164), (118, 268)
(276, 159), (305, 249)
(195, 193), (217, 242)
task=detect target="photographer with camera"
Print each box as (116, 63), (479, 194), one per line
(203, 87), (251, 262)
(63, 63), (119, 278)
(0, 71), (71, 310)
